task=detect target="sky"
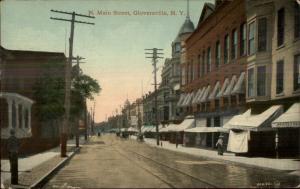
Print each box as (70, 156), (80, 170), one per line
(1, 0), (212, 123)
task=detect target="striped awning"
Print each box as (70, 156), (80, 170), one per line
(232, 72), (245, 95)
(216, 78), (229, 98)
(224, 75), (237, 97)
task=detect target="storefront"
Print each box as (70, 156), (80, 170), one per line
(272, 103), (300, 157)
(224, 105), (283, 157)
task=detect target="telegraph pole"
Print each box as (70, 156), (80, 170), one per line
(50, 9), (95, 157)
(145, 48), (163, 146)
(71, 56), (85, 147)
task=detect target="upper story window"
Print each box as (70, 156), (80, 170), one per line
(231, 29), (238, 59)
(276, 60), (284, 94)
(207, 47), (211, 72)
(277, 8), (285, 47)
(189, 63), (193, 83)
(248, 68), (254, 97)
(224, 34), (229, 64)
(295, 2), (300, 39)
(175, 43), (181, 53)
(198, 55), (201, 78)
(294, 54), (300, 91)
(202, 51), (206, 75)
(258, 17), (267, 52)
(240, 23), (247, 56)
(215, 41), (221, 68)
(181, 67), (186, 85)
(248, 21), (256, 55)
(257, 66), (266, 96)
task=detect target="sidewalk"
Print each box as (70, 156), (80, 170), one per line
(131, 136), (300, 174)
(1, 136), (86, 189)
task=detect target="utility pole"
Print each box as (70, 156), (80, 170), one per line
(50, 9), (95, 157)
(91, 101), (96, 135)
(71, 56), (85, 147)
(145, 48), (163, 146)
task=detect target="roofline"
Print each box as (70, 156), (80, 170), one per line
(0, 45), (66, 57)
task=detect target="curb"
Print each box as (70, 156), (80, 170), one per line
(29, 147), (81, 189)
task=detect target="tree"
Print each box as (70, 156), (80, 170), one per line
(34, 63), (101, 142)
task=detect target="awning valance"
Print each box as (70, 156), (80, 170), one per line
(200, 85), (211, 103)
(272, 103), (300, 128)
(216, 78), (229, 98)
(232, 72), (245, 95)
(184, 126), (228, 133)
(224, 105), (283, 131)
(208, 81), (220, 100)
(223, 75), (237, 97)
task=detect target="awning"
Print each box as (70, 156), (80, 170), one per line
(169, 118), (195, 132)
(232, 72), (245, 95)
(192, 88), (202, 105)
(200, 85), (211, 103)
(195, 86), (206, 104)
(272, 103), (300, 128)
(224, 105), (283, 131)
(143, 126), (155, 132)
(216, 78), (229, 98)
(208, 81), (220, 100)
(181, 93), (190, 107)
(182, 92), (195, 107)
(149, 125), (164, 132)
(227, 130), (250, 153)
(127, 127), (138, 132)
(223, 75), (237, 97)
(184, 126), (228, 133)
(160, 124), (176, 133)
(177, 93), (186, 107)
(195, 118), (206, 127)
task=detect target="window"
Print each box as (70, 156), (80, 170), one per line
(175, 43), (181, 52)
(202, 51), (205, 75)
(231, 29), (238, 59)
(193, 61), (197, 80)
(276, 60), (284, 94)
(190, 63), (193, 82)
(224, 34), (229, 64)
(181, 67), (186, 85)
(277, 8), (285, 46)
(215, 41), (221, 68)
(248, 68), (254, 97)
(207, 47), (211, 72)
(197, 55), (201, 78)
(295, 2), (300, 39)
(257, 66), (266, 96)
(240, 23), (247, 56)
(248, 22), (256, 55)
(258, 18), (267, 52)
(294, 54), (300, 91)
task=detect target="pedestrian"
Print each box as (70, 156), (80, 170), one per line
(216, 135), (224, 155)
(160, 141), (163, 147)
(175, 134), (178, 148)
(7, 129), (19, 185)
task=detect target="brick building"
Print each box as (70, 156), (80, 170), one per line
(0, 46), (66, 156)
(181, 0), (247, 148)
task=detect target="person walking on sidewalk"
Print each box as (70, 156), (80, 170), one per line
(7, 129), (19, 185)
(216, 135), (224, 155)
